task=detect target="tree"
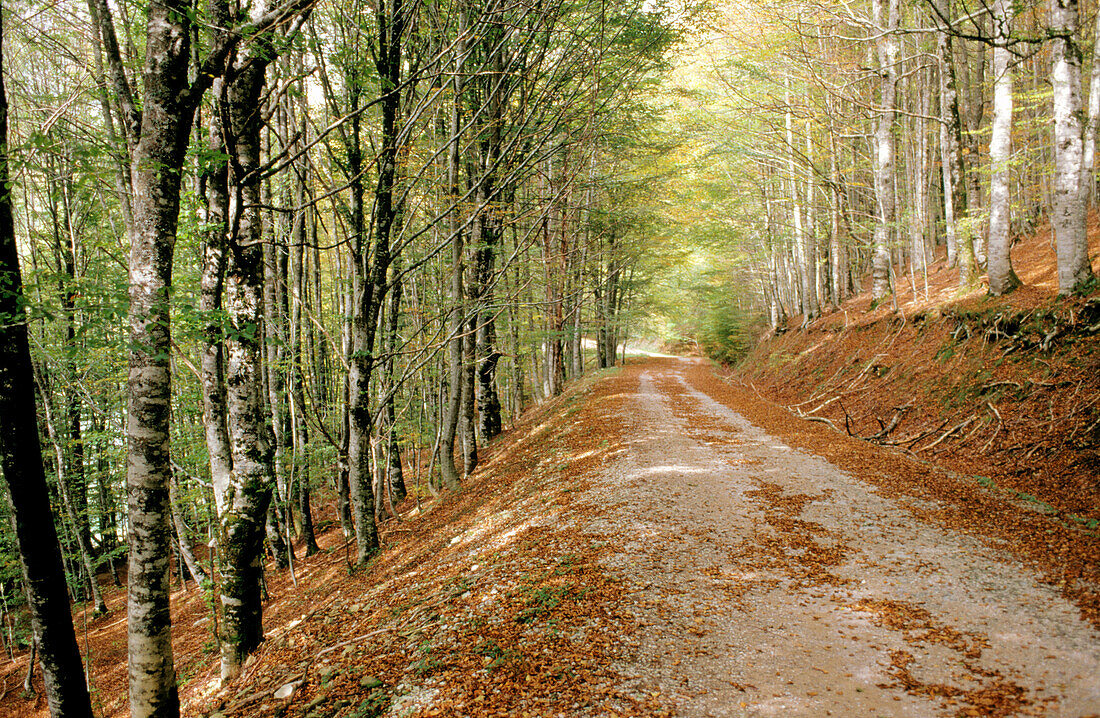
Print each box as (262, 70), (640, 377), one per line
(986, 0), (1021, 295)
(0, 6), (94, 712)
(871, 0), (899, 303)
(1050, 0), (1095, 294)
(935, 0), (978, 289)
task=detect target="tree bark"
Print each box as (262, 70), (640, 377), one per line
(219, 29), (281, 682)
(987, 0), (1021, 295)
(200, 79), (234, 516)
(384, 263), (407, 507)
(348, 0), (409, 558)
(935, 0), (976, 288)
(1081, 5), (1100, 209)
(1051, 0), (1095, 293)
(124, 2), (196, 710)
(439, 11), (467, 491)
(288, 144), (320, 554)
(785, 81), (814, 320)
(871, 0), (899, 302)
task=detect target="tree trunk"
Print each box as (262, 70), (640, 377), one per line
(384, 264), (407, 507)
(871, 0), (899, 302)
(1051, 0), (1095, 293)
(36, 377), (108, 616)
(439, 13), (467, 491)
(936, 0), (976, 288)
(262, 179), (292, 570)
(124, 1), (198, 709)
(219, 38), (280, 683)
(805, 115), (821, 316)
(169, 476), (208, 586)
(200, 79), (234, 516)
(987, 0), (1021, 295)
(349, 0), (408, 558)
(1081, 5), (1100, 209)
(460, 311), (478, 475)
(288, 147), (320, 554)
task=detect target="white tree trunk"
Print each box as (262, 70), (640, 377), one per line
(785, 81), (813, 320)
(1081, 5), (1100, 209)
(1050, 0), (1091, 293)
(871, 0), (898, 302)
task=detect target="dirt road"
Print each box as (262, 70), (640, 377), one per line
(585, 358), (1099, 717)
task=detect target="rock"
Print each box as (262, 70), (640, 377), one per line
(360, 675), (383, 690)
(273, 681), (300, 700)
(319, 665), (339, 684)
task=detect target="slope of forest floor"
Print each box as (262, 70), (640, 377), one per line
(733, 220), (1100, 630)
(0, 368), (662, 718)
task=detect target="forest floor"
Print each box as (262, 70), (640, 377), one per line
(2, 352), (1098, 717)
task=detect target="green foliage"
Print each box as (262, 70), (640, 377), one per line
(349, 690), (391, 718)
(515, 584), (580, 624)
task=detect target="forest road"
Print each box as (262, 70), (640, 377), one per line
(583, 357), (1100, 717)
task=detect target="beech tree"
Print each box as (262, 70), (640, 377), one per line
(871, 0), (899, 302)
(1051, 0), (1096, 293)
(987, 0), (1021, 295)
(216, 0), (310, 679)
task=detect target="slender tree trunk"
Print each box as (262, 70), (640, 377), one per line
(784, 84), (812, 320)
(460, 311), (478, 475)
(0, 17), (95, 708)
(289, 161), (320, 554)
(936, 1), (971, 284)
(440, 13), (467, 490)
(200, 79), (234, 515)
(805, 116), (821, 315)
(262, 179), (292, 570)
(871, 0), (899, 302)
(987, 0), (1021, 295)
(169, 476), (208, 586)
(37, 378), (108, 616)
(384, 263), (407, 507)
(827, 116), (843, 308)
(219, 38), (279, 683)
(957, 26), (987, 265)
(1081, 6), (1100, 209)
(1051, 0), (1095, 293)
(349, 0), (408, 557)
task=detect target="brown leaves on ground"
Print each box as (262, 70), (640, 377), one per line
(0, 368), (668, 718)
(730, 227), (1100, 632)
